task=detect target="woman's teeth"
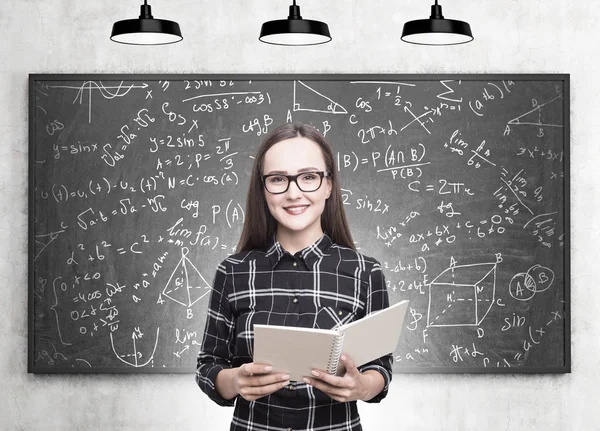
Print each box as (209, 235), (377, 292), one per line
(285, 205), (308, 214)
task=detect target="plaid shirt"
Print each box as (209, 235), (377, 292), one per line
(196, 234), (393, 431)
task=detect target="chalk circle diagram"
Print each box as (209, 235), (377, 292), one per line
(508, 264), (555, 301)
(162, 247), (212, 307)
(293, 80), (348, 114)
(427, 262), (497, 327)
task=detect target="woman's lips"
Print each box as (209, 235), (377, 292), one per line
(284, 205), (308, 215)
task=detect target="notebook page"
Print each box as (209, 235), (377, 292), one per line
(253, 324), (340, 382)
(338, 300), (409, 371)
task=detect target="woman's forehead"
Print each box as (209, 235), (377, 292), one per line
(263, 137), (326, 171)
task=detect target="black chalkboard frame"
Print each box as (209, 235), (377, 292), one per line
(28, 73), (571, 374)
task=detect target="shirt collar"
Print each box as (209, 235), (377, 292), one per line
(265, 233), (333, 269)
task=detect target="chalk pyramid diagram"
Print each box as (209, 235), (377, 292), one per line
(427, 263), (496, 327)
(507, 95), (563, 128)
(162, 248), (212, 307)
(293, 80), (348, 114)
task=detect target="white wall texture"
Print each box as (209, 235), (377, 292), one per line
(1, 1), (599, 430)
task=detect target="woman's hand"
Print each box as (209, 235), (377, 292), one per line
(301, 354), (383, 402)
(233, 363), (291, 401)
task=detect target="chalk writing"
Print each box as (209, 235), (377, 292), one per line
(30, 76), (568, 373)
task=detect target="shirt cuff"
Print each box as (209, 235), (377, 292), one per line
(358, 364), (392, 403)
(196, 364), (236, 407)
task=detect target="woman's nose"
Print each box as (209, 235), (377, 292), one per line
(285, 179), (303, 197)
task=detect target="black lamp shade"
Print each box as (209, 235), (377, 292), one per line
(401, 18), (473, 45)
(111, 18), (182, 45)
(111, 1), (182, 45)
(401, 1), (473, 46)
(259, 19), (331, 45)
(259, 2), (331, 46)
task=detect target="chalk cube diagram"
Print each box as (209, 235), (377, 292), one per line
(427, 263), (496, 327)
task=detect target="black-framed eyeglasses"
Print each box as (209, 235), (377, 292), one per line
(261, 171), (331, 194)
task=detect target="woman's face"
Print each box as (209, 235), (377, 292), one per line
(262, 136), (332, 244)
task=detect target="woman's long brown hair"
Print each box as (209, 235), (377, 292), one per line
(236, 123), (355, 253)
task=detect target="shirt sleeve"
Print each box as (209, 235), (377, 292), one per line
(195, 260), (237, 407)
(356, 258), (393, 404)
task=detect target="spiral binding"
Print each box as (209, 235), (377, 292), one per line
(326, 332), (345, 375)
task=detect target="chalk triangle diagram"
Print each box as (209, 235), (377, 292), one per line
(163, 248), (212, 307)
(427, 263), (496, 327)
(33, 231), (62, 262)
(293, 80), (348, 114)
(507, 95), (563, 128)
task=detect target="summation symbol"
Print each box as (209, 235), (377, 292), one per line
(427, 262), (497, 327)
(162, 247), (211, 307)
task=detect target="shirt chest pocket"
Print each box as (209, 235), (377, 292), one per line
(315, 306), (358, 330)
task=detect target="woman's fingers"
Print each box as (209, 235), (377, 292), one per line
(302, 359), (366, 403)
(239, 373), (291, 401)
(305, 379), (351, 401)
(236, 363), (291, 401)
(239, 378), (290, 398)
(240, 362), (273, 376)
(241, 372), (289, 388)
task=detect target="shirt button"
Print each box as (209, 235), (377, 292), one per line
(287, 384), (294, 390)
(293, 297), (299, 303)
(292, 261), (297, 267)
(287, 428), (293, 431)
(338, 310), (343, 316)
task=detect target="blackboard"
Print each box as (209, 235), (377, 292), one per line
(29, 74), (570, 373)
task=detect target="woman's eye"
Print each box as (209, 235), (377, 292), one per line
(269, 176), (285, 183)
(301, 174), (316, 181)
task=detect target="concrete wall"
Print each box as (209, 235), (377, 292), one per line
(1, 1), (598, 429)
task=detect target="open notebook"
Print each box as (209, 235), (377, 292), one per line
(253, 300), (409, 382)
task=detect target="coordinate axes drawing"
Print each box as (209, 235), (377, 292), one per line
(48, 81), (148, 123)
(110, 327), (160, 367)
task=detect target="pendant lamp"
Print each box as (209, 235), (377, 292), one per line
(259, 1), (331, 46)
(401, 0), (473, 46)
(111, 0), (183, 45)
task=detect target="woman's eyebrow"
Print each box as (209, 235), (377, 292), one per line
(265, 167), (322, 175)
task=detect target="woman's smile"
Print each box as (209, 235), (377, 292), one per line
(283, 204), (309, 215)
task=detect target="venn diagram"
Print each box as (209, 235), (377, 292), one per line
(509, 264), (555, 301)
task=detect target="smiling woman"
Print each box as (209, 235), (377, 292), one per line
(237, 123), (355, 255)
(195, 123), (394, 431)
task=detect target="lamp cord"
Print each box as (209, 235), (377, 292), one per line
(289, 0), (301, 19)
(431, 0), (443, 19)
